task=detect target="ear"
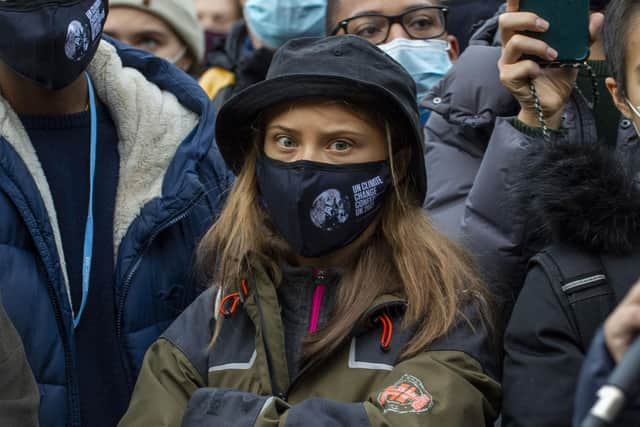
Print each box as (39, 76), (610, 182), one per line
(446, 35), (460, 63)
(606, 77), (634, 120)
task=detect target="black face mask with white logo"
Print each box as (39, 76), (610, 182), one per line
(0, 0), (107, 90)
(256, 153), (392, 258)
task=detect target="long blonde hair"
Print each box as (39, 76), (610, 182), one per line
(197, 101), (491, 363)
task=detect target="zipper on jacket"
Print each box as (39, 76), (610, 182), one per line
(44, 275), (82, 427)
(308, 269), (327, 333)
(0, 175), (82, 426)
(115, 191), (205, 388)
(561, 274), (607, 294)
(283, 300), (406, 401)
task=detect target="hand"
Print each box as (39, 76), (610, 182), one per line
(498, 0), (604, 129)
(604, 281), (640, 363)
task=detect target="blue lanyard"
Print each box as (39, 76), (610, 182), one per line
(73, 72), (97, 330)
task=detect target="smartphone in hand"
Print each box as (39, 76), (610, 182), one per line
(520, 0), (590, 66)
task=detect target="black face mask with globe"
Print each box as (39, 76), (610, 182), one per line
(256, 152), (392, 258)
(0, 0), (107, 90)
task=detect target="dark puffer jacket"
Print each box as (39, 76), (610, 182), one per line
(573, 329), (640, 427)
(503, 137), (640, 427)
(0, 38), (233, 427)
(422, 9), (637, 314)
(0, 295), (39, 427)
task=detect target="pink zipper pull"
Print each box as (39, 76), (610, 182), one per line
(308, 270), (327, 333)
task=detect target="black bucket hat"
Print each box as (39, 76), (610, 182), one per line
(215, 35), (426, 204)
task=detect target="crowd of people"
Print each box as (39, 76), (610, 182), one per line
(1, 0), (640, 426)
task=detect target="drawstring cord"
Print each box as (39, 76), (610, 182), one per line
(219, 279), (249, 318)
(377, 312), (393, 353)
(219, 281), (394, 353)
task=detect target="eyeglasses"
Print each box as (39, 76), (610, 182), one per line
(330, 6), (448, 45)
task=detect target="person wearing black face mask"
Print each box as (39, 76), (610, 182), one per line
(0, 1), (233, 426)
(118, 35), (501, 427)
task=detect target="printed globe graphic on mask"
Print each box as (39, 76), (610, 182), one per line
(310, 189), (351, 231)
(65, 20), (90, 62)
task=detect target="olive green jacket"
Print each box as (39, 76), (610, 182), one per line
(119, 266), (501, 427)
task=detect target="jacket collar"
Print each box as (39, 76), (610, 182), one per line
(0, 38), (209, 311)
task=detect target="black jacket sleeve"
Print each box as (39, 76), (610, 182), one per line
(502, 266), (584, 427)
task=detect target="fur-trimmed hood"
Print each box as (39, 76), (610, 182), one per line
(517, 138), (640, 254)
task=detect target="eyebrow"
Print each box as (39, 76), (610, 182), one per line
(265, 124), (298, 133)
(266, 124), (371, 138)
(350, 3), (437, 18)
(133, 30), (167, 40)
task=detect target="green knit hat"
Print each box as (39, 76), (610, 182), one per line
(109, 0), (205, 62)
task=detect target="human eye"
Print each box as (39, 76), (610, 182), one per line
(355, 24), (383, 38)
(408, 14), (434, 30)
(137, 36), (160, 52)
(275, 135), (297, 149)
(329, 139), (353, 152)
(350, 17), (386, 39)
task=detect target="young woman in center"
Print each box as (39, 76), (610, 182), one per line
(118, 35), (500, 427)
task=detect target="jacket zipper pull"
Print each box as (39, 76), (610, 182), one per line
(309, 269), (328, 334)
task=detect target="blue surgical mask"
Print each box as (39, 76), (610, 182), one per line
(244, 0), (327, 50)
(379, 39), (452, 103)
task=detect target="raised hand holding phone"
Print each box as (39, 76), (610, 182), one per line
(498, 0), (604, 132)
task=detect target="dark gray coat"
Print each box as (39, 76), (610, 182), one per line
(422, 10), (638, 314)
(503, 135), (640, 427)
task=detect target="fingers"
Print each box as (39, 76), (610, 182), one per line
(605, 304), (640, 362)
(506, 0), (520, 13)
(622, 280), (640, 305)
(499, 59), (542, 88)
(604, 281), (640, 362)
(501, 34), (557, 66)
(610, 305), (640, 336)
(499, 12), (549, 49)
(589, 12), (605, 45)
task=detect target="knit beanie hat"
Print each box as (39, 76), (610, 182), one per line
(109, 0), (205, 61)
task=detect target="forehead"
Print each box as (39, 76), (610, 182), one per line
(105, 6), (173, 34)
(195, 0), (236, 14)
(335, 0), (438, 19)
(266, 99), (374, 125)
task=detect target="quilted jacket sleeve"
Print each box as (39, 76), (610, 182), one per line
(180, 350), (500, 427)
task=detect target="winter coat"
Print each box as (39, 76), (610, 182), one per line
(0, 295), (39, 427)
(445, 0), (501, 52)
(573, 330), (640, 427)
(422, 10), (638, 314)
(198, 20), (274, 112)
(118, 262), (501, 427)
(0, 38), (233, 427)
(502, 138), (640, 427)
